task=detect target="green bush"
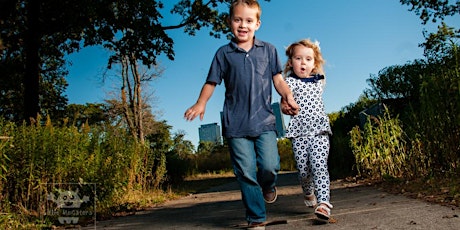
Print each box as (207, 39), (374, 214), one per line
(350, 106), (408, 179)
(409, 68), (460, 174)
(0, 117), (166, 228)
(278, 138), (296, 171)
(329, 131), (355, 179)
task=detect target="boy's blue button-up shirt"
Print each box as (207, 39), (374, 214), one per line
(206, 38), (283, 138)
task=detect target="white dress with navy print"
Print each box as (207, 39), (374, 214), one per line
(285, 74), (332, 138)
(285, 74), (333, 206)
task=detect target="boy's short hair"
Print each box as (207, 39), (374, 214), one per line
(229, 0), (262, 20)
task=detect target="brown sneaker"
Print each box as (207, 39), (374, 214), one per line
(263, 187), (277, 204)
(247, 222), (266, 230)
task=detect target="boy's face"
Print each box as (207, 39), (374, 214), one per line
(229, 4), (260, 45)
(288, 45), (316, 78)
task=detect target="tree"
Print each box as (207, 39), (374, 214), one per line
(1, 0), (266, 122)
(365, 59), (427, 101)
(400, 0), (460, 24)
(117, 54), (164, 143)
(1, 0), (89, 121)
(365, 0), (460, 104)
(196, 141), (217, 155)
(65, 103), (109, 127)
(0, 43), (68, 122)
(171, 131), (195, 157)
(145, 120), (173, 187)
(400, 0), (460, 60)
(420, 22), (460, 61)
(105, 95), (159, 139)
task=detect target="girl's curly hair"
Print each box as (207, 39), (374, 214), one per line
(283, 39), (325, 78)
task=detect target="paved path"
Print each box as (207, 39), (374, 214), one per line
(85, 172), (459, 229)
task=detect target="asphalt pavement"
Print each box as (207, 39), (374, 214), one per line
(83, 172), (459, 230)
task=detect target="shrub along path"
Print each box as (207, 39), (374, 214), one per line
(83, 172), (459, 229)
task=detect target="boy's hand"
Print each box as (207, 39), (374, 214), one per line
(281, 97), (299, 115)
(184, 103), (206, 121)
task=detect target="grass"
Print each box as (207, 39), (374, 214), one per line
(170, 171), (236, 195)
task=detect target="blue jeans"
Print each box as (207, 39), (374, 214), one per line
(228, 131), (280, 223)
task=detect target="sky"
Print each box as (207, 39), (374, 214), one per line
(65, 0), (459, 148)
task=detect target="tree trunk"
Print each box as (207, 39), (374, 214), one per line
(24, 0), (40, 122)
(130, 55), (144, 144)
(120, 54), (145, 144)
(121, 56), (136, 138)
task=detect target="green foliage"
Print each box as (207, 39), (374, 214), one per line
(350, 106), (408, 179)
(65, 103), (109, 127)
(329, 129), (354, 179)
(356, 43), (460, 180)
(364, 3), (460, 180)
(365, 60), (426, 101)
(0, 117), (167, 228)
(181, 138), (298, 177)
(407, 60), (460, 174)
(400, 0), (460, 24)
(421, 22), (460, 60)
(0, 121), (14, 181)
(165, 152), (191, 185)
(0, 49), (69, 122)
(146, 120), (173, 187)
(327, 97), (377, 179)
(1, 0), (269, 120)
(189, 143), (233, 175)
(277, 138), (296, 171)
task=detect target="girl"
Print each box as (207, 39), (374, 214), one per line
(283, 39), (333, 222)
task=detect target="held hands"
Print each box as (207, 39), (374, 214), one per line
(281, 97), (299, 115)
(184, 103), (206, 121)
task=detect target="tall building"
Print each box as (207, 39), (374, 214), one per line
(199, 123), (222, 144)
(272, 102), (286, 138)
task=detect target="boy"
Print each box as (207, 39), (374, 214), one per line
(184, 0), (298, 229)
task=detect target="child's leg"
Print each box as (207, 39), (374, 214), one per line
(255, 131), (280, 192)
(228, 136), (267, 224)
(291, 137), (315, 196)
(310, 135), (331, 206)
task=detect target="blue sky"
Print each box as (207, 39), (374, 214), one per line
(65, 0), (459, 148)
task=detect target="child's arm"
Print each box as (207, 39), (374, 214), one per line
(184, 82), (217, 121)
(273, 73), (299, 115)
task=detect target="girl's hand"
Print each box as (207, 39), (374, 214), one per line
(281, 97), (299, 115)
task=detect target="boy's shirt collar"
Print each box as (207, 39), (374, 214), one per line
(229, 37), (264, 52)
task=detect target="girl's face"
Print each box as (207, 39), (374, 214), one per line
(229, 4), (260, 47)
(289, 45), (315, 78)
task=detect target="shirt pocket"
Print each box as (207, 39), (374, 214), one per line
(254, 58), (269, 77)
